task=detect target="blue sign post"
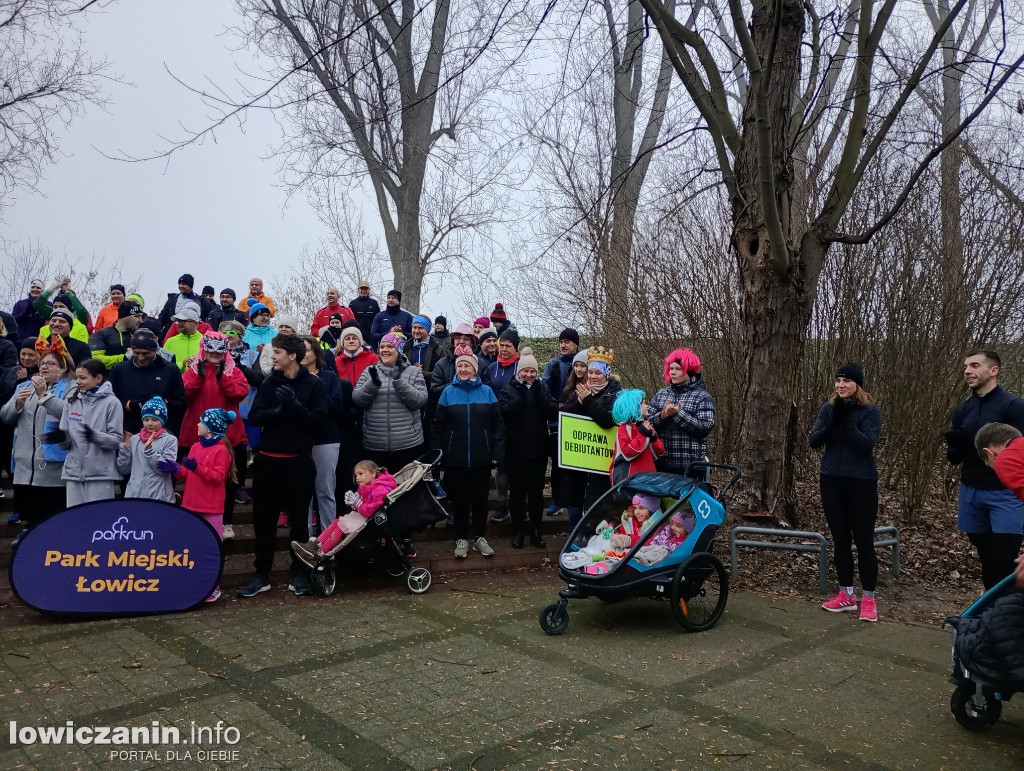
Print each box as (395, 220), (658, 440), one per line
(10, 499), (223, 616)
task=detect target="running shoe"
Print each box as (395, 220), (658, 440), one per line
(821, 592), (858, 613)
(473, 537), (494, 556)
(859, 596), (878, 622)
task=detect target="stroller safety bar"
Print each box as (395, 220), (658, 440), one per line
(730, 526), (900, 594)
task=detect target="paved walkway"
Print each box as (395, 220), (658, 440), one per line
(1, 575), (1021, 769)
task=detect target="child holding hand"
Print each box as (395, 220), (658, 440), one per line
(117, 396), (178, 503)
(157, 408), (237, 602)
(292, 460), (397, 567)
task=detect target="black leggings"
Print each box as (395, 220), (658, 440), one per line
(820, 475), (878, 592)
(967, 532), (1024, 590)
(508, 455), (547, 535)
(445, 465), (491, 540)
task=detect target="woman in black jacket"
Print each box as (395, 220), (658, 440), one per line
(560, 347), (621, 528)
(808, 362), (882, 622)
(499, 348), (557, 549)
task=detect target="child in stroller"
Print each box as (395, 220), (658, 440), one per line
(291, 460), (397, 567)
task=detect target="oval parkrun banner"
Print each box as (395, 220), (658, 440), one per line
(10, 499), (222, 616)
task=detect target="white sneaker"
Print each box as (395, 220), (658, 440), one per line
(454, 539), (469, 558)
(473, 537), (494, 557)
(222, 524), (235, 540)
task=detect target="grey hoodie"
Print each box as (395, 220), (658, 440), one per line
(59, 380), (124, 482)
(0, 378), (77, 486)
(117, 431), (178, 502)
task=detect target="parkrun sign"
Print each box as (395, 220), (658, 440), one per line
(10, 500), (222, 616)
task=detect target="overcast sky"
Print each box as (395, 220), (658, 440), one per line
(7, 0), (469, 321)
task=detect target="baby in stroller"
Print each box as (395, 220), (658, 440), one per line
(292, 460), (397, 568)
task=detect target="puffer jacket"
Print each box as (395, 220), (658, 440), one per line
(498, 378), (556, 458)
(433, 376), (505, 467)
(59, 380), (124, 482)
(352, 356), (427, 452)
(950, 590), (1024, 691)
(808, 400), (882, 480)
(117, 431), (178, 502)
(1, 378), (76, 486)
(354, 472), (398, 518)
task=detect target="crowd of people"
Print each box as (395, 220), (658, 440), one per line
(2, 275), (1022, 612)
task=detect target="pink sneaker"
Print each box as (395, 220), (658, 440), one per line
(859, 596), (878, 622)
(821, 592), (857, 612)
(277, 513), (289, 528)
(205, 586), (221, 603)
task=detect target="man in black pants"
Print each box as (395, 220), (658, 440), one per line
(238, 334), (327, 598)
(946, 349), (1024, 589)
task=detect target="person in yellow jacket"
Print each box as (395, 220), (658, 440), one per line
(163, 304), (204, 372)
(88, 301), (143, 367)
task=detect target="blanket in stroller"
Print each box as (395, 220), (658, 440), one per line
(950, 590), (1024, 690)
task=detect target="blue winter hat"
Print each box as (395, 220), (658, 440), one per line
(141, 396), (168, 425)
(200, 408), (236, 438)
(248, 302), (269, 319)
(612, 389), (645, 425)
(412, 315), (431, 331)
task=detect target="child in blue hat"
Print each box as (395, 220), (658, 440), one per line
(117, 396), (179, 503)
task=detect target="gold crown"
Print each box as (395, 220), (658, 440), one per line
(588, 346), (614, 366)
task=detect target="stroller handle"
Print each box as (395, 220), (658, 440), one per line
(416, 448), (444, 468)
(685, 462), (743, 498)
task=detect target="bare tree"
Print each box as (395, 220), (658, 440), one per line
(0, 0), (108, 215)
(234, 0), (523, 313)
(637, 0), (1024, 521)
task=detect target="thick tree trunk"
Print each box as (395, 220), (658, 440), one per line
(390, 196), (425, 314)
(730, 0), (810, 523)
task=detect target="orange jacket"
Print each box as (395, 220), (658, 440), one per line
(94, 304), (120, 330)
(243, 293), (276, 316)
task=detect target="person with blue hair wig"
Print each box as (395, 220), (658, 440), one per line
(610, 388), (665, 485)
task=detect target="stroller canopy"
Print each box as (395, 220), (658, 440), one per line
(621, 472), (696, 500)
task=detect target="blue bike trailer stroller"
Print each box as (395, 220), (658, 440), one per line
(539, 463), (742, 635)
(945, 573), (1023, 730)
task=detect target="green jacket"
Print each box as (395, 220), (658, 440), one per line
(163, 332), (202, 372)
(35, 290), (90, 328)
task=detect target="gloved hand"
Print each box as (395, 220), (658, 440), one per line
(43, 428), (67, 444)
(343, 490), (361, 507)
(216, 358), (226, 378)
(368, 366), (381, 386)
(945, 427), (971, 450)
(637, 422), (655, 438)
(829, 399), (848, 423)
(81, 424), (96, 442)
(275, 384), (296, 405)
(156, 459), (182, 474)
(181, 456), (198, 471)
(196, 359), (206, 378)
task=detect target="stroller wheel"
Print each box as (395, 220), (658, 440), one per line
(539, 602), (569, 635)
(312, 563), (337, 597)
(951, 685), (1002, 730)
(406, 567), (432, 594)
(671, 552), (728, 632)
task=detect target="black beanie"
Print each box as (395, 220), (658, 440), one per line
(435, 315), (447, 326)
(558, 328), (580, 346)
(221, 287), (236, 300)
(499, 327), (520, 350)
(836, 362), (864, 387)
(387, 289), (402, 301)
(202, 285), (215, 296)
(178, 274), (195, 288)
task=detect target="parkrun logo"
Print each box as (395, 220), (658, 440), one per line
(92, 516), (154, 544)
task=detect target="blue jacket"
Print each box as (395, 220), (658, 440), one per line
(369, 306), (413, 348)
(433, 377), (505, 468)
(486, 358), (519, 398)
(808, 400), (882, 481)
(947, 385), (1024, 489)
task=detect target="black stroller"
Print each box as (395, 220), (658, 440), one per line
(310, 450), (449, 596)
(540, 463), (741, 635)
(945, 573), (1022, 730)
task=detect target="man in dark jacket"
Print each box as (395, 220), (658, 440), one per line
(433, 316), (451, 353)
(239, 333), (328, 599)
(542, 328), (580, 514)
(11, 279), (47, 344)
(348, 280), (381, 342)
(89, 300), (143, 367)
(946, 349), (1024, 589)
(403, 315), (442, 379)
(207, 288), (249, 330)
(157, 274), (214, 336)
(108, 331), (187, 435)
(369, 290), (413, 348)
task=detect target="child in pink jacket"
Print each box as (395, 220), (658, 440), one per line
(291, 460), (397, 567)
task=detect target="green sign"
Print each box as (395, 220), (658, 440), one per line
(558, 413), (616, 475)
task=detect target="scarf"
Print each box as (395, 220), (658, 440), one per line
(498, 351), (520, 367)
(199, 436), (221, 448)
(139, 427), (165, 443)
